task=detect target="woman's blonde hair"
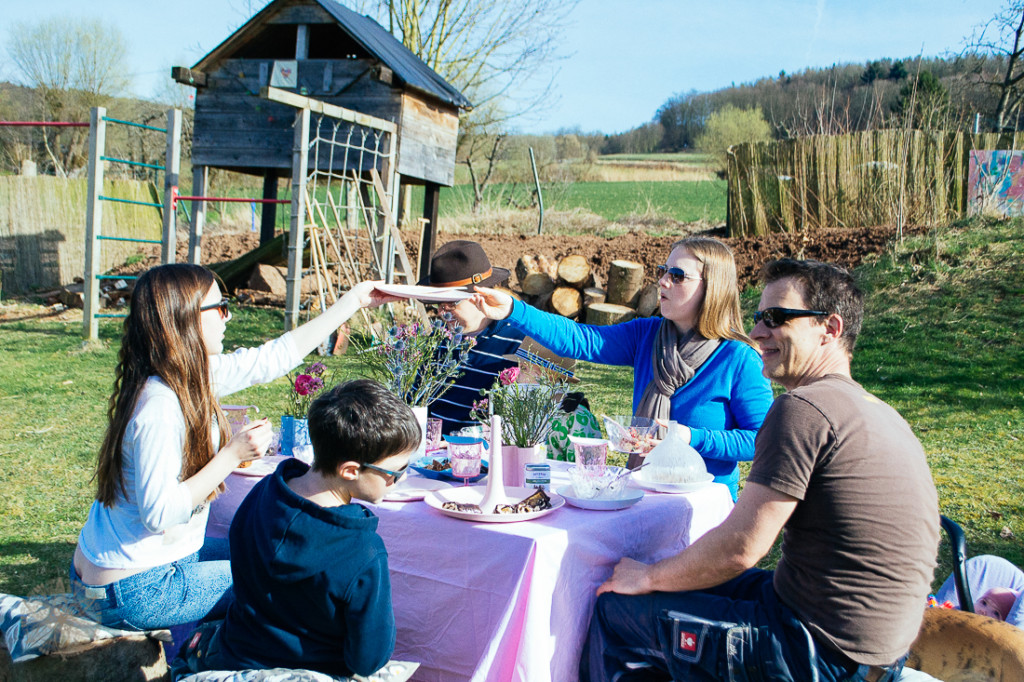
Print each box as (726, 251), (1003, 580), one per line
(670, 236), (755, 348)
(95, 264), (229, 506)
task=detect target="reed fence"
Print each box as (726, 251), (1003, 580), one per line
(0, 176), (163, 294)
(726, 130), (1024, 236)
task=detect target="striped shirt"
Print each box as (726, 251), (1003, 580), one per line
(428, 318), (525, 435)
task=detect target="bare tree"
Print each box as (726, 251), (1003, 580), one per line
(966, 0), (1024, 131)
(5, 16), (130, 175)
(355, 0), (578, 210)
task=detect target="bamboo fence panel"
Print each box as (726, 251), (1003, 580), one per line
(726, 129), (1024, 236)
(0, 177), (162, 293)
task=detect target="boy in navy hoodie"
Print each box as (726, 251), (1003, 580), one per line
(172, 379), (419, 679)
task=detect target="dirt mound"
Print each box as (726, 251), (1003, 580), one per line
(110, 225), (914, 294)
(405, 225), (910, 291)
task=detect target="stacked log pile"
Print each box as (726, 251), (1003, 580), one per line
(514, 255), (660, 325)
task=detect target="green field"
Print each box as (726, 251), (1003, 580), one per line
(598, 152), (716, 166)
(411, 179), (728, 224)
(1, 217), (1021, 596)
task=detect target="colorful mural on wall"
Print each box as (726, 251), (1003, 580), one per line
(969, 150), (1024, 217)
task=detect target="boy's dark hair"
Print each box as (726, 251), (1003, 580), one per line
(760, 258), (865, 354)
(306, 379), (420, 475)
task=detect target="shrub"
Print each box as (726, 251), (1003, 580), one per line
(695, 105), (772, 171)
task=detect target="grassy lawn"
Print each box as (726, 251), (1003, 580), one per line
(598, 152), (717, 166)
(208, 177), (728, 234)
(1, 217), (1021, 596)
(412, 179), (728, 224)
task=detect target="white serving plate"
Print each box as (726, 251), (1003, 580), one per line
(555, 484), (644, 511)
(375, 283), (474, 303)
(631, 470), (715, 493)
(234, 455), (291, 477)
(424, 485), (564, 523)
(383, 476), (452, 502)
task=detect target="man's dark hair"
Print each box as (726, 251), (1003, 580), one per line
(760, 258), (865, 354)
(307, 379), (420, 475)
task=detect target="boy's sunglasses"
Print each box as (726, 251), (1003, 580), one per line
(199, 300), (231, 319)
(656, 265), (702, 284)
(753, 307), (828, 329)
(362, 462), (408, 485)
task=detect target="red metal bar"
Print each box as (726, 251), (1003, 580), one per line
(0, 121), (89, 127)
(176, 196), (289, 204)
(169, 186), (290, 211)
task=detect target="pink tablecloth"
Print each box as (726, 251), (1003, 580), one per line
(209, 460), (734, 682)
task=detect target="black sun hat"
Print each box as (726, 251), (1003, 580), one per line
(418, 240), (510, 290)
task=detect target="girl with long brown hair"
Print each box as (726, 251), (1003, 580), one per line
(468, 236), (773, 500)
(70, 264), (395, 630)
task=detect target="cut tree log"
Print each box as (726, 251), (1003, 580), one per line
(550, 286), (583, 319)
(606, 260), (644, 308)
(583, 287), (606, 307)
(515, 255), (556, 296)
(529, 290), (553, 311)
(557, 254), (591, 288)
(209, 233), (287, 292)
(536, 254), (559, 280)
(586, 302), (636, 326)
(636, 282), (661, 317)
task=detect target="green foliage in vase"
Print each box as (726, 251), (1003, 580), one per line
(352, 313), (475, 408)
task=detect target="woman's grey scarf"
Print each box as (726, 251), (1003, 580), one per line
(635, 319), (720, 425)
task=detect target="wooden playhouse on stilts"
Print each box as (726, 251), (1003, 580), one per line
(173, 0), (470, 328)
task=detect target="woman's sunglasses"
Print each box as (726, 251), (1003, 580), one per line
(656, 265), (702, 284)
(199, 300), (231, 319)
(753, 307), (828, 329)
(362, 462), (408, 486)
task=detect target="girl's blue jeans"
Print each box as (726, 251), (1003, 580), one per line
(69, 538), (233, 631)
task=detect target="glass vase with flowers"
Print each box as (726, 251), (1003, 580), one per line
(280, 361), (333, 459)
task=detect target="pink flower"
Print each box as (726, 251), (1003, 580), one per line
(498, 366), (520, 386)
(294, 374), (322, 396)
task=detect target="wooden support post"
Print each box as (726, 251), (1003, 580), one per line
(295, 25), (309, 60)
(188, 166), (207, 265)
(286, 107), (311, 331)
(162, 108), (181, 264)
(370, 168), (429, 323)
(83, 106), (106, 341)
(419, 182), (440, 282)
(260, 172), (278, 246)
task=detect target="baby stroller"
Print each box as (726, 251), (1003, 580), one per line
(905, 516), (1024, 681)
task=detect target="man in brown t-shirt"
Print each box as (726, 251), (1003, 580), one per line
(580, 259), (939, 682)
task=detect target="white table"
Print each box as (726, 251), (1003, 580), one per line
(209, 459), (734, 682)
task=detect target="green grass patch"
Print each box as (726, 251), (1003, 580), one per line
(410, 180), (727, 225)
(598, 152), (717, 166)
(1, 217), (1021, 595)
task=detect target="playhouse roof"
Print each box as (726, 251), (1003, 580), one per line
(192, 0), (472, 110)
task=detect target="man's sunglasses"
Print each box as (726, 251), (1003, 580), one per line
(199, 300), (231, 319)
(656, 265), (702, 284)
(753, 307), (828, 329)
(361, 462), (408, 485)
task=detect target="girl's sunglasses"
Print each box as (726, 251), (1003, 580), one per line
(753, 307), (828, 329)
(656, 265), (702, 284)
(199, 300), (231, 319)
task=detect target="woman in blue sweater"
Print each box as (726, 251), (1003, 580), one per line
(469, 236), (772, 500)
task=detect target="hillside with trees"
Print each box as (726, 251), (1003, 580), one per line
(604, 54), (1006, 155)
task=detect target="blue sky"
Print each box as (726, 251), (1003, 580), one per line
(0, 0), (1007, 134)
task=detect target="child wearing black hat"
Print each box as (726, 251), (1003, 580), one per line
(419, 240), (526, 434)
